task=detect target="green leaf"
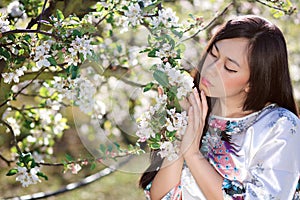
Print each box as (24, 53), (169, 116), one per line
(8, 34), (16, 41)
(143, 82), (154, 92)
(22, 153), (33, 164)
(171, 29), (183, 38)
(148, 48), (158, 57)
(99, 144), (106, 153)
(143, 2), (161, 12)
(56, 9), (64, 20)
(107, 144), (113, 152)
(0, 47), (11, 59)
(67, 65), (79, 79)
(166, 130), (176, 138)
(23, 34), (31, 42)
(189, 13), (195, 20)
(149, 142), (160, 149)
(65, 153), (73, 161)
(14, 57), (26, 64)
(39, 87), (49, 97)
(139, 48), (151, 53)
(72, 29), (82, 37)
(37, 172), (48, 180)
(90, 162), (96, 170)
(30, 159), (37, 168)
(153, 70), (169, 87)
(6, 169), (18, 176)
(47, 57), (57, 66)
(106, 13), (114, 24)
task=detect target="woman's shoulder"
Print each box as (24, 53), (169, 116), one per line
(256, 104), (300, 134)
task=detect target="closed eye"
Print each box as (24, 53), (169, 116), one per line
(224, 65), (237, 73)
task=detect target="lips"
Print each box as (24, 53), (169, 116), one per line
(201, 77), (213, 87)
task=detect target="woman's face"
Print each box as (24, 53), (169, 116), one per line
(199, 38), (250, 101)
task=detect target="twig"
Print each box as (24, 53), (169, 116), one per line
(3, 155), (133, 200)
(255, 0), (293, 14)
(38, 152), (131, 167)
(0, 152), (14, 166)
(94, 12), (110, 27)
(0, 67), (46, 108)
(181, 2), (233, 43)
(1, 29), (59, 40)
(119, 77), (147, 88)
(0, 119), (22, 155)
(37, 0), (49, 31)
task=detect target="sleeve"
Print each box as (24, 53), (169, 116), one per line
(222, 111), (300, 200)
(144, 181), (182, 200)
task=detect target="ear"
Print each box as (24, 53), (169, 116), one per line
(244, 83), (250, 93)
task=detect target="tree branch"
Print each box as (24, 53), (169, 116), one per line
(181, 2), (233, 42)
(3, 156), (133, 200)
(37, 0), (49, 31)
(255, 0), (296, 15)
(0, 119), (22, 155)
(0, 67), (46, 108)
(2, 29), (59, 40)
(0, 152), (14, 166)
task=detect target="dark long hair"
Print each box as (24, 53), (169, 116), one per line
(139, 15), (299, 190)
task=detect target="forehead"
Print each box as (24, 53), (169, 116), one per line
(214, 38), (250, 67)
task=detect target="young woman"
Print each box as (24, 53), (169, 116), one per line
(139, 15), (300, 199)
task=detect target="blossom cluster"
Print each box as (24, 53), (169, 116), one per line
(52, 76), (97, 114)
(136, 61), (194, 161)
(15, 166), (41, 187)
(67, 36), (93, 65)
(7, 0), (25, 17)
(31, 39), (55, 70)
(0, 15), (10, 32)
(136, 93), (189, 160)
(157, 62), (194, 99)
(2, 66), (27, 84)
(155, 43), (178, 59)
(123, 1), (179, 30)
(149, 8), (179, 28)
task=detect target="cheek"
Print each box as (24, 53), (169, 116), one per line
(223, 74), (249, 92)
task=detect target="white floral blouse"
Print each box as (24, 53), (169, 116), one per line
(145, 104), (300, 199)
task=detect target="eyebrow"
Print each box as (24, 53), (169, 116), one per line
(213, 44), (241, 68)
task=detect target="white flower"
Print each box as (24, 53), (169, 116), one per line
(68, 163), (82, 174)
(124, 3), (143, 27)
(67, 36), (93, 63)
(2, 66), (27, 84)
(150, 8), (178, 28)
(6, 117), (21, 136)
(35, 54), (51, 68)
(158, 8), (178, 28)
(158, 141), (178, 161)
(136, 116), (154, 142)
(7, 1), (24, 17)
(16, 166), (41, 187)
(0, 15), (10, 32)
(2, 72), (14, 84)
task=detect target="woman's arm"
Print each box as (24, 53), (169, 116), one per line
(149, 156), (184, 200)
(181, 88), (224, 199)
(184, 152), (224, 199)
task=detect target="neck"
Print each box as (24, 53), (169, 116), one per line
(212, 98), (253, 118)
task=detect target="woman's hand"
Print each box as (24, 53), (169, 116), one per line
(179, 97), (191, 112)
(180, 88), (208, 157)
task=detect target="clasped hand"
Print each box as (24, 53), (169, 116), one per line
(180, 88), (208, 158)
